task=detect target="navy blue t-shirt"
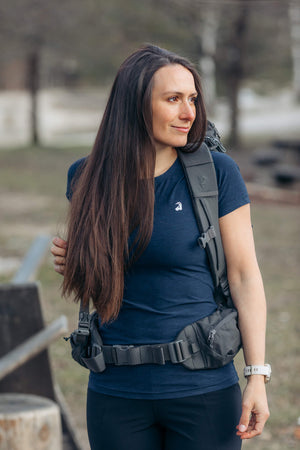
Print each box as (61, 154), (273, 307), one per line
(66, 151), (250, 399)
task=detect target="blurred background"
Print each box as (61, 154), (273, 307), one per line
(0, 0), (299, 449)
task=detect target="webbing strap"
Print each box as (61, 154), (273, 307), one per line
(76, 301), (90, 343)
(178, 141), (231, 306)
(101, 339), (199, 366)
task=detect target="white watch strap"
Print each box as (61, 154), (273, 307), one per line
(244, 364), (271, 381)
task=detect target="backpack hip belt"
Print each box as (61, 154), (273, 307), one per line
(68, 302), (241, 372)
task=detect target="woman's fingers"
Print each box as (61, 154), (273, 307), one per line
(51, 245), (66, 257)
(51, 237), (67, 258)
(54, 264), (65, 275)
(51, 236), (67, 276)
(53, 256), (66, 265)
(236, 405), (270, 439)
(52, 236), (68, 249)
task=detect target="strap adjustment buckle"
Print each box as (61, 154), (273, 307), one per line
(78, 311), (89, 330)
(198, 226), (216, 249)
(204, 135), (226, 153)
(168, 340), (189, 364)
(76, 311), (90, 343)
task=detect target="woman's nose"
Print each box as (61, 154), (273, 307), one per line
(179, 101), (196, 121)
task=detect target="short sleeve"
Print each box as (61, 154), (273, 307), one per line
(66, 157), (87, 201)
(211, 152), (250, 218)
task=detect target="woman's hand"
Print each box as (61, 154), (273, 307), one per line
(236, 377), (270, 439)
(51, 236), (67, 275)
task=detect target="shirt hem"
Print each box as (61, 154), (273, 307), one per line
(87, 375), (239, 400)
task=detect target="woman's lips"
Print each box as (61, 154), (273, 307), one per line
(172, 126), (190, 133)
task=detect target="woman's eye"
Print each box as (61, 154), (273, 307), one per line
(167, 96), (197, 103)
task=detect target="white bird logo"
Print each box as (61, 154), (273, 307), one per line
(175, 202), (183, 211)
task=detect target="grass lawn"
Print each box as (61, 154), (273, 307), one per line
(0, 145), (299, 449)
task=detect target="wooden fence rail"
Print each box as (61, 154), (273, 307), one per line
(12, 235), (51, 284)
(0, 315), (68, 382)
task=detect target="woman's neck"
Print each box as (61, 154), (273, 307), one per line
(154, 147), (177, 177)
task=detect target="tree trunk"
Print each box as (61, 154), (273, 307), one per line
(226, 0), (248, 148)
(0, 393), (62, 450)
(289, 3), (300, 102)
(199, 6), (219, 114)
(27, 51), (40, 146)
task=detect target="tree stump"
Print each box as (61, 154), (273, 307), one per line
(0, 394), (62, 450)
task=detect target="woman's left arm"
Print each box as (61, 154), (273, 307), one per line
(219, 203), (270, 440)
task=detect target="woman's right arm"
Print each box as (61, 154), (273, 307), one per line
(51, 237), (67, 275)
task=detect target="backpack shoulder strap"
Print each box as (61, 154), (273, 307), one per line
(178, 137), (232, 306)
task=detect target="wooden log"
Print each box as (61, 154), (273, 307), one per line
(0, 283), (57, 399)
(0, 393), (62, 450)
(0, 284), (83, 450)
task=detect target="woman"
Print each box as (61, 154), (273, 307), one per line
(52, 44), (269, 450)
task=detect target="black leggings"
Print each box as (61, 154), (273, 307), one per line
(86, 383), (242, 450)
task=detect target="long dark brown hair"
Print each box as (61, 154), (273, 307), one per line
(62, 44), (207, 323)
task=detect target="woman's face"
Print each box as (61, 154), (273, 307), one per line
(151, 64), (197, 153)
